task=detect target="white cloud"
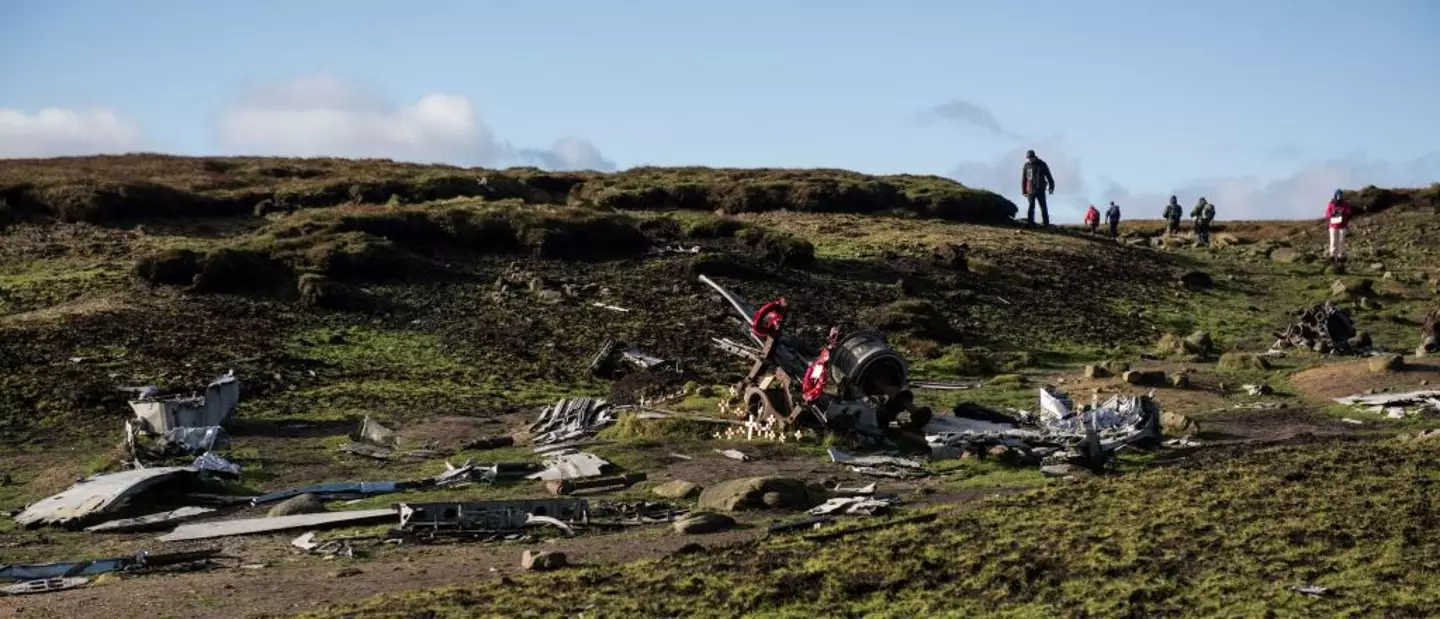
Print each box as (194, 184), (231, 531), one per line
(948, 137), (1089, 220)
(517, 137), (616, 171)
(217, 73), (614, 170)
(0, 107), (144, 158)
(1100, 153), (1440, 220)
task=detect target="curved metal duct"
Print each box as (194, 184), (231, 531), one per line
(828, 330), (908, 397)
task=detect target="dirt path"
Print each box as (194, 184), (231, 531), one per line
(2, 524), (764, 619)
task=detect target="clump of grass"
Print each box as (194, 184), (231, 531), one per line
(862, 299), (956, 343)
(1218, 352), (1272, 372)
(596, 412), (723, 442)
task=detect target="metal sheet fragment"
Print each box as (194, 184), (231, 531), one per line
(84, 506), (216, 533)
(14, 466), (203, 529)
(1, 577), (90, 596)
(525, 451), (611, 481)
(129, 372), (240, 434)
(159, 509), (397, 542)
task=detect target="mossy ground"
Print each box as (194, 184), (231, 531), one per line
(2, 157), (1438, 617)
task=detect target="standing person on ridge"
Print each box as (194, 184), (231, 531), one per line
(1191, 197), (1216, 246)
(1083, 204), (1101, 234)
(1105, 201), (1122, 237)
(1325, 188), (1352, 263)
(1020, 150), (1056, 226)
(1163, 196), (1182, 236)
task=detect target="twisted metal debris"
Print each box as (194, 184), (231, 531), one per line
(1271, 302), (1356, 354)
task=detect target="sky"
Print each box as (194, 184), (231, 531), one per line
(2, 0), (1438, 222)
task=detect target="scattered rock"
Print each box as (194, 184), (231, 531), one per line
(1168, 374), (1191, 389)
(1185, 331), (1215, 355)
(1123, 370), (1168, 387)
(1331, 278), (1375, 299)
(697, 477), (814, 512)
(1040, 463), (1094, 478)
(1217, 352), (1271, 372)
(1401, 429), (1440, 443)
(267, 493), (326, 518)
(672, 542), (706, 556)
(1179, 271), (1214, 290)
(1101, 360), (1131, 375)
(1161, 411), (1200, 437)
(1349, 331), (1373, 349)
(930, 243), (969, 271)
(521, 550), (567, 571)
(1083, 365), (1110, 379)
(1369, 354), (1405, 374)
(1270, 247), (1303, 263)
(1157, 333), (1198, 357)
(673, 512), (736, 535)
(652, 480), (703, 500)
(1243, 383), (1274, 396)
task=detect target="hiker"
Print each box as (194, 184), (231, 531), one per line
(1083, 204), (1101, 234)
(1191, 197), (1215, 246)
(1325, 188), (1352, 262)
(1021, 150), (1056, 226)
(1163, 196), (1182, 236)
(1105, 201), (1122, 237)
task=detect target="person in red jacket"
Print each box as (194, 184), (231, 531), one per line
(1083, 204), (1101, 234)
(1325, 189), (1352, 262)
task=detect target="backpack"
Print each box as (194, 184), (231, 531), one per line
(1202, 202), (1215, 220)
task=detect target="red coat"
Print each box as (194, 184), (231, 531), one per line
(1083, 206), (1100, 226)
(1325, 200), (1351, 229)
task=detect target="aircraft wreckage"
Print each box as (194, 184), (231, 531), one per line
(699, 275), (1163, 468)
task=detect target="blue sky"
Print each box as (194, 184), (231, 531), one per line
(3, 0), (1438, 221)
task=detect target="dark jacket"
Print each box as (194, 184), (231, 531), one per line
(1105, 204), (1121, 222)
(1163, 203), (1182, 221)
(1022, 158), (1055, 196)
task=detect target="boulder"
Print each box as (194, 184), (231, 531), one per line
(1083, 365), (1110, 379)
(267, 493), (325, 518)
(652, 480), (703, 500)
(673, 512), (736, 535)
(1101, 361), (1131, 375)
(1369, 354), (1404, 374)
(1169, 374), (1191, 389)
(1185, 331), (1215, 354)
(696, 477), (814, 512)
(1161, 411), (1200, 437)
(1157, 333), (1197, 357)
(521, 550), (567, 571)
(1123, 370), (1168, 387)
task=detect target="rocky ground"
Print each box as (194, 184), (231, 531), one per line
(1, 157), (1438, 618)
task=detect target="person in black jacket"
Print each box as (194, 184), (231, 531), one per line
(1105, 201), (1122, 237)
(1021, 150), (1056, 225)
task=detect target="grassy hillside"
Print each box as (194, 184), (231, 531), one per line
(0, 154), (1018, 225)
(1, 155), (1438, 618)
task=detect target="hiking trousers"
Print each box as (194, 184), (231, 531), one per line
(1025, 193), (1049, 225)
(1329, 227), (1347, 259)
(1108, 221), (1119, 237)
